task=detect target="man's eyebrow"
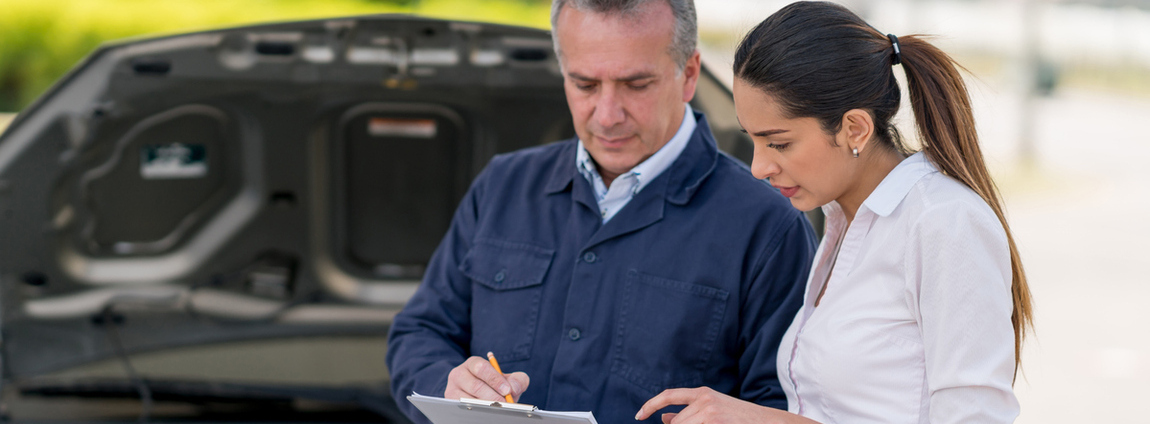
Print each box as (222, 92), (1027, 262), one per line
(566, 71), (656, 82)
(616, 72), (656, 83)
(567, 72), (596, 82)
(738, 128), (790, 137)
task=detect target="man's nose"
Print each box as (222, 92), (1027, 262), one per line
(593, 85), (626, 129)
(751, 154), (780, 180)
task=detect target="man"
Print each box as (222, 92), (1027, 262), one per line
(385, 1), (816, 423)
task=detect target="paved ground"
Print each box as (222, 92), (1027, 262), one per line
(995, 89), (1150, 423)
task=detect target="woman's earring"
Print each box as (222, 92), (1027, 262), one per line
(852, 148), (859, 158)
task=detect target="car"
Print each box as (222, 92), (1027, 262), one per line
(0, 13), (807, 423)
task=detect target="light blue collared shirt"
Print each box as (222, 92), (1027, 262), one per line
(576, 104), (697, 222)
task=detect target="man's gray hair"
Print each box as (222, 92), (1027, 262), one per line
(550, 0), (697, 71)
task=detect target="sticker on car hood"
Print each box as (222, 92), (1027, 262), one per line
(140, 143), (207, 179)
(368, 117), (437, 138)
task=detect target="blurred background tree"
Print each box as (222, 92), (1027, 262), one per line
(0, 0), (553, 111)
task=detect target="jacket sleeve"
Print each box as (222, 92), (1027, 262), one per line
(385, 167), (488, 424)
(737, 212), (816, 410)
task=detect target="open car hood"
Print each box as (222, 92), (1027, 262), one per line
(0, 15), (752, 381)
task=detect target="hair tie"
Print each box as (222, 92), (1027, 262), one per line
(887, 34), (902, 65)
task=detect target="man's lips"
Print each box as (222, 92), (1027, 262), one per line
(595, 135), (634, 147)
(773, 185), (799, 198)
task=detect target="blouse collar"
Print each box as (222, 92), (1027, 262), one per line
(821, 152), (939, 220)
(861, 151), (938, 217)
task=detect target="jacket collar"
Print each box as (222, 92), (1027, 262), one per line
(544, 140), (579, 194)
(544, 110), (719, 207)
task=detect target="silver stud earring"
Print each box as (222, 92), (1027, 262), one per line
(852, 148), (859, 158)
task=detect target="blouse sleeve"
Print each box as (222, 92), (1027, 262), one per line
(906, 199), (1020, 423)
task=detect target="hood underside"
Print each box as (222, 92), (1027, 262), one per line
(0, 15), (751, 379)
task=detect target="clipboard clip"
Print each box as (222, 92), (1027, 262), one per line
(460, 397), (538, 413)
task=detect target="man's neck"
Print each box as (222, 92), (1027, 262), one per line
(600, 168), (620, 188)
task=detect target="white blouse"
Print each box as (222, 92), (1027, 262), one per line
(777, 152), (1020, 423)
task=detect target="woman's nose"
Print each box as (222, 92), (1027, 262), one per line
(751, 154), (780, 180)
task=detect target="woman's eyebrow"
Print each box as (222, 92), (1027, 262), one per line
(738, 128), (790, 137)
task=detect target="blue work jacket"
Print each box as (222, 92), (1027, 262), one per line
(386, 113), (816, 424)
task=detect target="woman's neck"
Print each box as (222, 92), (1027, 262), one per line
(837, 148), (906, 223)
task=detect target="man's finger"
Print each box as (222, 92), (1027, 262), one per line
(468, 356), (513, 396)
(506, 372), (530, 400)
(446, 357), (505, 401)
(461, 373), (506, 401)
(636, 388), (703, 420)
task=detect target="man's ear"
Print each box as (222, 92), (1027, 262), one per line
(681, 50), (702, 103)
(839, 109), (876, 154)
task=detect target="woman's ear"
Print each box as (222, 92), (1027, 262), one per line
(838, 109), (875, 155)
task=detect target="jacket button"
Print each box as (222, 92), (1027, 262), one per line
(568, 328), (582, 341)
(494, 271), (506, 282)
(582, 252), (597, 263)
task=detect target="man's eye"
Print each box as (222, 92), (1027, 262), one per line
(767, 143), (790, 151)
(628, 82), (651, 91)
(576, 83), (596, 91)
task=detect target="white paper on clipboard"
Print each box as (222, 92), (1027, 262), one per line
(408, 393), (598, 424)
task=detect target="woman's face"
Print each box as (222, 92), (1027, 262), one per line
(733, 78), (858, 212)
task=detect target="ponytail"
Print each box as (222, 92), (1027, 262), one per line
(733, 1), (1033, 377)
(898, 36), (1034, 376)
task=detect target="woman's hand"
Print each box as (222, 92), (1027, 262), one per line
(636, 387), (820, 424)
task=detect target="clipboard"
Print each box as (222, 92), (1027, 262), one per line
(408, 393), (598, 424)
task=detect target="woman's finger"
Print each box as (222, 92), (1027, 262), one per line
(636, 387), (708, 420)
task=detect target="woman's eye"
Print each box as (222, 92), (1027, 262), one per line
(767, 143), (789, 151)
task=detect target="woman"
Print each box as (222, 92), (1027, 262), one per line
(636, 2), (1033, 423)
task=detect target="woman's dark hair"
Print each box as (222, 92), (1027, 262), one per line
(734, 1), (1033, 377)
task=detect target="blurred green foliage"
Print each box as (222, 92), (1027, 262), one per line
(0, 0), (552, 111)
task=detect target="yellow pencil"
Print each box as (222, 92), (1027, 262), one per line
(486, 351), (515, 403)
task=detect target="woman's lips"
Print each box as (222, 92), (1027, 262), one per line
(776, 186), (799, 198)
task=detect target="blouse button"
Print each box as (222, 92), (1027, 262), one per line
(494, 271), (506, 283)
(582, 252), (597, 263)
(568, 328), (582, 341)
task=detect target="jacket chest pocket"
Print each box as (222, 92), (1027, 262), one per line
(460, 239), (554, 363)
(611, 270), (730, 395)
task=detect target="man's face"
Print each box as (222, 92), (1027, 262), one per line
(555, 1), (701, 183)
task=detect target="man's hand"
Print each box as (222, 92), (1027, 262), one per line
(636, 387), (820, 424)
(445, 356), (530, 402)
